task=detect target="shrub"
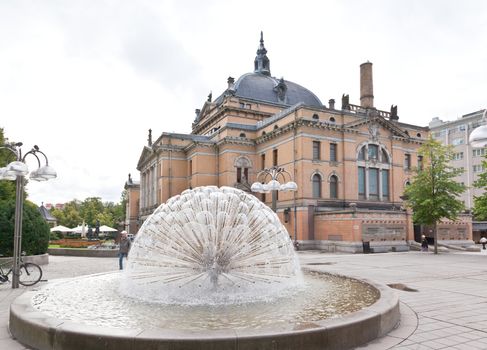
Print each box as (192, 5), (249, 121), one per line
(0, 200), (50, 256)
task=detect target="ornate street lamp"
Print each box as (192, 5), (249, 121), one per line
(251, 166), (298, 244)
(251, 166), (297, 212)
(469, 109), (487, 147)
(0, 143), (56, 288)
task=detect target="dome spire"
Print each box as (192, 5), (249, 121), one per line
(254, 31), (271, 76)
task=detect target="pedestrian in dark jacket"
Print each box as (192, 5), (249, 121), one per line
(119, 231), (131, 270)
(421, 235), (428, 252)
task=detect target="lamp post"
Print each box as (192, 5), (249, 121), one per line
(251, 166), (298, 241)
(0, 143), (56, 288)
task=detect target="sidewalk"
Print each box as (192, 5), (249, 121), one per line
(2, 251), (487, 349)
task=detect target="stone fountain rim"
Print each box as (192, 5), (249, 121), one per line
(9, 271), (400, 350)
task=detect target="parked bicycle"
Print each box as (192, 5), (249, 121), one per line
(0, 254), (43, 286)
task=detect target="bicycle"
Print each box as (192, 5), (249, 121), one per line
(0, 254), (43, 286)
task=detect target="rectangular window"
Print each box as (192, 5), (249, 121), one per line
(358, 167), (365, 198)
(369, 168), (379, 199)
(273, 149), (278, 166)
(473, 148), (485, 157)
(237, 168), (242, 183)
(473, 165), (484, 173)
(417, 155), (423, 170)
(382, 170), (389, 199)
(453, 152), (464, 160)
(312, 141), (321, 160)
(330, 143), (337, 162)
(405, 154), (411, 170)
(261, 154), (265, 169)
(189, 160), (192, 176)
(452, 138), (465, 146)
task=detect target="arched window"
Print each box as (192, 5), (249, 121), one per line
(330, 175), (338, 199)
(234, 156), (252, 184)
(239, 132), (246, 138)
(312, 174), (322, 198)
(312, 114), (319, 120)
(381, 149), (389, 163)
(274, 125), (279, 130)
(357, 143), (390, 201)
(329, 116), (336, 123)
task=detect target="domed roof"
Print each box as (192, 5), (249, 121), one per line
(233, 73), (323, 108)
(214, 32), (323, 109)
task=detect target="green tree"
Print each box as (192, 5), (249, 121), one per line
(0, 200), (50, 256)
(404, 138), (466, 254)
(473, 153), (487, 220)
(79, 197), (104, 227)
(51, 200), (83, 228)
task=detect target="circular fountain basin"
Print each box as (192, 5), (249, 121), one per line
(9, 270), (399, 350)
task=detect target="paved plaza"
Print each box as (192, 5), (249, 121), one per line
(1, 250), (487, 349)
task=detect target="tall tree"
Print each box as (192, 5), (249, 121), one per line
(404, 138), (466, 254)
(473, 153), (487, 220)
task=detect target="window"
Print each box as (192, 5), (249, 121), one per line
(330, 143), (337, 162)
(452, 138), (465, 146)
(453, 152), (464, 160)
(312, 114), (319, 120)
(357, 144), (391, 201)
(416, 133), (422, 138)
(358, 167), (365, 199)
(239, 133), (246, 138)
(405, 154), (411, 170)
(236, 168), (249, 183)
(459, 124), (466, 131)
(261, 154), (265, 169)
(368, 145), (378, 161)
(189, 160), (192, 176)
(329, 116), (336, 123)
(312, 174), (322, 198)
(418, 155), (423, 170)
(274, 125), (279, 130)
(381, 149), (389, 163)
(382, 170), (389, 200)
(273, 149), (278, 166)
(369, 168), (379, 200)
(473, 148), (485, 157)
(312, 141), (321, 160)
(235, 156), (251, 184)
(330, 175), (338, 199)
(358, 147), (365, 161)
(473, 165), (484, 173)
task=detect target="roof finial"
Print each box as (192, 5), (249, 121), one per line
(254, 31), (270, 76)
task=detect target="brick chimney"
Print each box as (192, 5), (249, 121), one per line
(360, 61), (374, 108)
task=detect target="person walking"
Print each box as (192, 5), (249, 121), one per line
(119, 231), (131, 270)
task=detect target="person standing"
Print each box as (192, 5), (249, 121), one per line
(421, 235), (429, 252)
(119, 231), (131, 270)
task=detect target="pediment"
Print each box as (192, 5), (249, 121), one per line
(344, 113), (410, 139)
(136, 146), (154, 170)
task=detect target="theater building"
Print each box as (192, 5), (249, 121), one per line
(136, 34), (472, 252)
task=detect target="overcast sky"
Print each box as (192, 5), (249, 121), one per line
(1, 0), (486, 206)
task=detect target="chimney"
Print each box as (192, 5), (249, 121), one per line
(360, 61), (374, 108)
(328, 99), (335, 110)
(148, 129), (152, 146)
(227, 76), (235, 89)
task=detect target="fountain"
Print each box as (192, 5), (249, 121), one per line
(10, 186), (400, 350)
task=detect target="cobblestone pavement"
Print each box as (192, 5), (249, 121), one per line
(2, 251), (487, 349)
